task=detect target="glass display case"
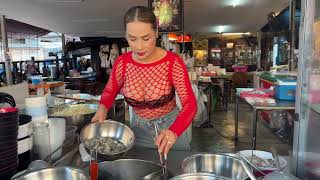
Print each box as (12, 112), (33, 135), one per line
(293, 0), (320, 178)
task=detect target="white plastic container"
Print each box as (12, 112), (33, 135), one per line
(32, 122), (51, 160)
(48, 118), (66, 160)
(25, 97), (48, 123)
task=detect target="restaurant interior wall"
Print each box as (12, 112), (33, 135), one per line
(192, 33), (209, 67)
(208, 36), (258, 72)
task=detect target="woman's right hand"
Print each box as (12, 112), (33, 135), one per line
(91, 104), (108, 123)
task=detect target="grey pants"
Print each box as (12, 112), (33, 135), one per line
(130, 107), (191, 151)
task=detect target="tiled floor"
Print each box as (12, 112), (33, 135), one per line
(191, 102), (292, 156)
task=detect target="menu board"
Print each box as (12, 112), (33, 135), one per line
(149, 0), (183, 32)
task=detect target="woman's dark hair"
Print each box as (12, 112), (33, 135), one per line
(124, 6), (157, 31)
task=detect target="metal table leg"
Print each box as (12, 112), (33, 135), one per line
(235, 95), (239, 142)
(200, 83), (213, 128)
(224, 80), (229, 111)
(209, 85), (212, 124)
(252, 109), (258, 150)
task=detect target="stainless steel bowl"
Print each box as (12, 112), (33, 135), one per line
(170, 173), (229, 180)
(55, 93), (97, 104)
(48, 104), (98, 128)
(13, 166), (88, 180)
(83, 159), (173, 180)
(80, 120), (135, 160)
(181, 154), (248, 180)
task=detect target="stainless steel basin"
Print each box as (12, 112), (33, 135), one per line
(80, 120), (135, 160)
(13, 166), (88, 180)
(181, 154), (248, 180)
(48, 103), (98, 129)
(170, 173), (229, 180)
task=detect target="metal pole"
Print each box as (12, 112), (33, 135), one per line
(257, 32), (262, 69)
(1, 15), (12, 85)
(61, 34), (66, 57)
(289, 0), (296, 71)
(252, 109), (258, 150)
(181, 0), (185, 53)
(235, 95), (239, 142)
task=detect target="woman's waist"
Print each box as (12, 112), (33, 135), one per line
(132, 101), (177, 121)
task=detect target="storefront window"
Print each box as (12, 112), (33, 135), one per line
(0, 32), (62, 62)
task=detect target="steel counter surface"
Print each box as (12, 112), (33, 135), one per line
(56, 145), (194, 176)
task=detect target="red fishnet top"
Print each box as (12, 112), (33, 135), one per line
(100, 51), (197, 136)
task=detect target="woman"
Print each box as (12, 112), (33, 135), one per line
(92, 6), (197, 157)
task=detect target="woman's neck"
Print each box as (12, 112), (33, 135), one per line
(133, 47), (166, 64)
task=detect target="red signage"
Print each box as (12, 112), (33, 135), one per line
(177, 35), (191, 42)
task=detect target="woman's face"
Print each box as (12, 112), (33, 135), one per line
(126, 21), (157, 61)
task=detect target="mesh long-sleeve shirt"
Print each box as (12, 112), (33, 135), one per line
(100, 51), (197, 136)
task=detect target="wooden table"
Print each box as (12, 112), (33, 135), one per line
(28, 81), (65, 95)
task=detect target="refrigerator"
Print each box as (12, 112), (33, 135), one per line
(293, 0), (320, 179)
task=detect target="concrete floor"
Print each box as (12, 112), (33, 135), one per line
(191, 102), (292, 156)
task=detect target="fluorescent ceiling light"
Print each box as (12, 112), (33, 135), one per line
(218, 25), (225, 33)
(209, 25), (232, 33)
(233, 0), (240, 7)
(222, 32), (251, 36)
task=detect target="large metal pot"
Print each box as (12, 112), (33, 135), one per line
(182, 154), (248, 180)
(48, 104), (98, 129)
(170, 173), (229, 180)
(80, 120), (135, 160)
(83, 159), (173, 180)
(13, 166), (88, 180)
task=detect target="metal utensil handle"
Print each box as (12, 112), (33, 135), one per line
(239, 159), (257, 180)
(237, 152), (266, 176)
(90, 148), (98, 180)
(154, 123), (166, 167)
(90, 162), (98, 180)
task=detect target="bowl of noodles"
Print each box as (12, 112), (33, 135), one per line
(48, 104), (98, 130)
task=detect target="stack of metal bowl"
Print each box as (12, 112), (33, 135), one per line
(48, 104), (98, 131)
(181, 154), (248, 180)
(80, 120), (135, 160)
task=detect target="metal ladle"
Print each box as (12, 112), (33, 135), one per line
(142, 123), (167, 180)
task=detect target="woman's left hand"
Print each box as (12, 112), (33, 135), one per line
(155, 129), (177, 157)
